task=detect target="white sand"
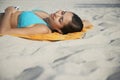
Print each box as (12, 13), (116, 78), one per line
(0, 0), (120, 80)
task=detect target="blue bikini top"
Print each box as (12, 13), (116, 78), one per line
(18, 11), (49, 28)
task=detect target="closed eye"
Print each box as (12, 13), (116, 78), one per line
(59, 17), (63, 24)
(59, 11), (65, 24)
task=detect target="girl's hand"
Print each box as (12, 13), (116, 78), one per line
(5, 6), (17, 14)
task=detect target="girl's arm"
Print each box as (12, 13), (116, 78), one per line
(0, 6), (17, 33)
(2, 24), (51, 35)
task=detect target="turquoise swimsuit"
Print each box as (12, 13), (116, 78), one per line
(18, 11), (48, 28)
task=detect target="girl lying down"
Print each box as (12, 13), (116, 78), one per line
(0, 6), (85, 35)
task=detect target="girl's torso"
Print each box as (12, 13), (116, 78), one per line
(18, 11), (49, 28)
(10, 10), (49, 28)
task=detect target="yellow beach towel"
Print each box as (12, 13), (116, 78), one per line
(0, 20), (93, 41)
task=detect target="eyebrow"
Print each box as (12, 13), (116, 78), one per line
(61, 11), (66, 23)
(62, 16), (64, 23)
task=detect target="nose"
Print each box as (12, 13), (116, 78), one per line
(55, 13), (61, 17)
(55, 10), (62, 17)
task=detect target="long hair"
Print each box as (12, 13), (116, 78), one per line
(61, 13), (83, 34)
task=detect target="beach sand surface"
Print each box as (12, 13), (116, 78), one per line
(0, 0), (120, 80)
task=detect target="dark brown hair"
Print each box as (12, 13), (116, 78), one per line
(61, 13), (83, 34)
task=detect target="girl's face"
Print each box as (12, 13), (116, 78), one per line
(48, 10), (73, 32)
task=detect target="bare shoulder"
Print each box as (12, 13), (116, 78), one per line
(32, 24), (52, 34)
(34, 11), (49, 18)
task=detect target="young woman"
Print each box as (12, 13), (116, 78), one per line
(0, 6), (83, 35)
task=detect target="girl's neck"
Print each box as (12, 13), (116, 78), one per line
(43, 17), (53, 30)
